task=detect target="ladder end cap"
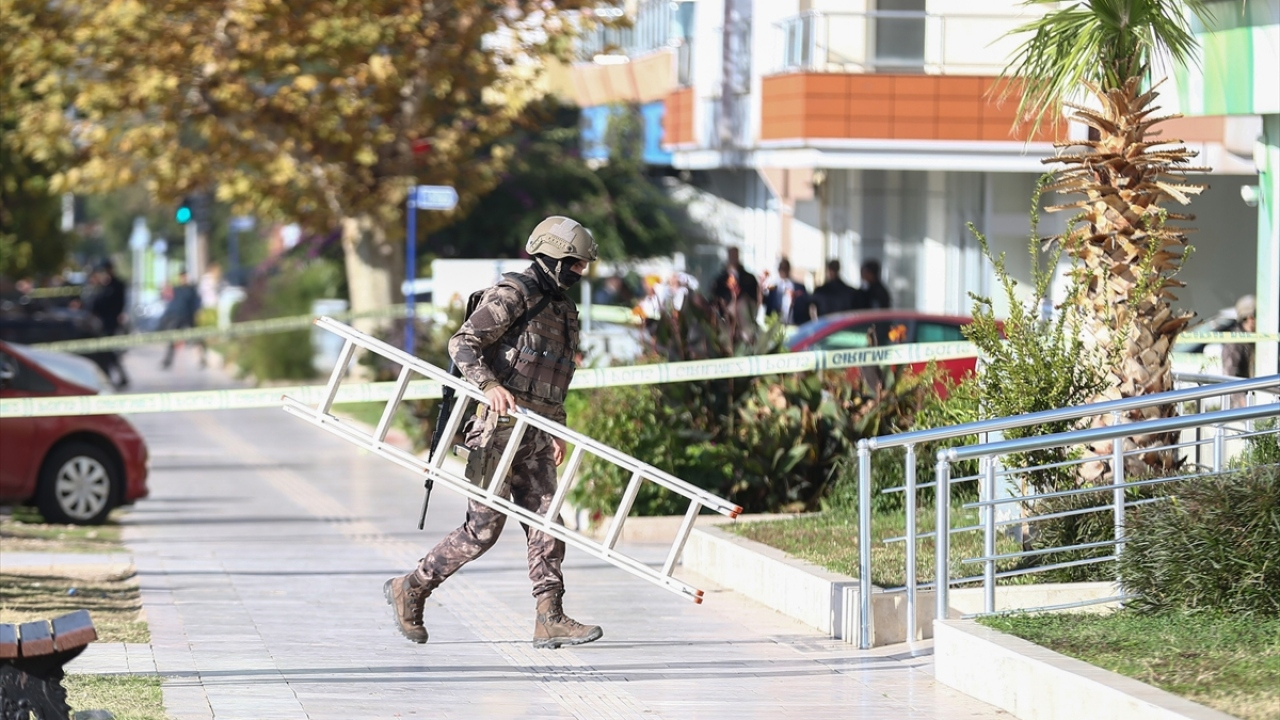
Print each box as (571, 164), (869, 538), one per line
(729, 507), (742, 519)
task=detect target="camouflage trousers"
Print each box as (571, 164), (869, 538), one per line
(417, 406), (565, 599)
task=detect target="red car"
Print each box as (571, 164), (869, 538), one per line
(0, 341), (148, 524)
(787, 310), (983, 390)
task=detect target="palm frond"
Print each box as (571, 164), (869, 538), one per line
(997, 0), (1214, 136)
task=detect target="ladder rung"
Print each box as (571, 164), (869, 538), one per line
(604, 470), (643, 550)
(374, 365), (414, 442)
(318, 340), (356, 414)
(487, 416), (529, 493)
(430, 395), (471, 469)
(662, 499), (701, 577)
(547, 445), (585, 523)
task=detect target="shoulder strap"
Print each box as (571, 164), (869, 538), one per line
(499, 272), (554, 333)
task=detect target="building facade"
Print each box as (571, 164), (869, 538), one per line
(568, 0), (1267, 328)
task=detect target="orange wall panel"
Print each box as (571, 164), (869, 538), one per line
(847, 119), (893, 138)
(893, 97), (937, 120)
(801, 73), (849, 96)
(893, 121), (937, 140)
(936, 122), (982, 140)
(937, 98), (983, 123)
(894, 75), (938, 97)
(848, 75), (895, 95)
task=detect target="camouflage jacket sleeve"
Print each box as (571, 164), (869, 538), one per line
(448, 283), (525, 390)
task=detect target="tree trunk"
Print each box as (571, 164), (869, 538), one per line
(340, 215), (401, 335)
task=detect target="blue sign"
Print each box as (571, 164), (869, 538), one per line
(412, 185), (458, 211)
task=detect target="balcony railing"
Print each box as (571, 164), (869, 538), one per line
(775, 10), (1036, 76)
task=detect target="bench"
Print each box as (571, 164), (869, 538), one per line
(0, 610), (97, 719)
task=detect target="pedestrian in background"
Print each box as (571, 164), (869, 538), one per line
(160, 270), (203, 370)
(861, 259), (892, 310)
(809, 259), (861, 319)
(763, 257), (807, 326)
(83, 260), (130, 389)
(384, 216), (603, 650)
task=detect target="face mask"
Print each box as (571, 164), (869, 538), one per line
(558, 267), (583, 288)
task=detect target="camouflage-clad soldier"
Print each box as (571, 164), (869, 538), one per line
(384, 216), (603, 649)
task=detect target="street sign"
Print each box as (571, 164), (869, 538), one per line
(128, 217), (151, 251)
(412, 185), (458, 211)
(230, 216), (256, 232)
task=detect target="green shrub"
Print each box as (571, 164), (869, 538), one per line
(1235, 419), (1280, 468)
(1119, 464), (1280, 616)
(235, 260), (344, 380)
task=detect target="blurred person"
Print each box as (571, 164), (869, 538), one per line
(383, 215), (602, 649)
(592, 275), (634, 307)
(83, 260), (130, 389)
(711, 247), (760, 342)
(160, 270), (203, 369)
(1222, 295), (1256, 397)
(665, 271), (699, 313)
(861, 259), (891, 310)
(763, 258), (808, 326)
(809, 260), (861, 319)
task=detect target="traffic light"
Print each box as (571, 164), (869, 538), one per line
(175, 198), (193, 225)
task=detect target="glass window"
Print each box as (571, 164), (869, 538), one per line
(916, 322), (966, 343)
(816, 327), (873, 350)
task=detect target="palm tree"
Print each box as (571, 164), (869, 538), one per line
(1000, 0), (1213, 482)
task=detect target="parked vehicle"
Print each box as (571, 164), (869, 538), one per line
(0, 341), (149, 524)
(787, 310), (982, 390)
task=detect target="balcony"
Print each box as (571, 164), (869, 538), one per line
(775, 9), (1034, 76)
(762, 10), (1064, 146)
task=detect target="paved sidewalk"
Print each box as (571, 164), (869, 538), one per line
(64, 347), (1009, 720)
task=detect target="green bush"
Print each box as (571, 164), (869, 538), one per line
(1119, 464), (1280, 616)
(235, 260), (344, 380)
(1235, 419), (1279, 468)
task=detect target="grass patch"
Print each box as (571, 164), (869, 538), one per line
(0, 510), (166, 718)
(0, 569), (149, 643)
(64, 675), (167, 720)
(0, 507), (124, 552)
(728, 506), (1026, 588)
(979, 612), (1280, 720)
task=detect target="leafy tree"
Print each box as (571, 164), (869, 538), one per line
(13, 0), (608, 313)
(430, 100), (695, 262)
(1, 0), (74, 278)
(1000, 0), (1212, 479)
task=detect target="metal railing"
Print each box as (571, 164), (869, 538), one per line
(853, 373), (1280, 648)
(774, 10), (1033, 76)
(932, 402), (1278, 621)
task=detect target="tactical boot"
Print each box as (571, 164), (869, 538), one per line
(383, 572), (431, 644)
(533, 593), (603, 649)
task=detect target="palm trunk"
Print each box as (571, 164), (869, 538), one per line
(1044, 78), (1205, 484)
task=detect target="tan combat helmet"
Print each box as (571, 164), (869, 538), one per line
(526, 216), (598, 263)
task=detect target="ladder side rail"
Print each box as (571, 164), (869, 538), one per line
(287, 399), (711, 602)
(486, 418), (530, 494)
(315, 317), (744, 517)
(374, 365), (414, 442)
(662, 499), (702, 577)
(510, 407), (743, 518)
(547, 445), (586, 522)
(318, 339), (357, 415)
(288, 397), (706, 599)
(604, 471), (644, 550)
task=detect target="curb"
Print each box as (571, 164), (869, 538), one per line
(934, 619), (1238, 720)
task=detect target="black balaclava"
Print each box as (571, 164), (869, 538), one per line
(533, 254), (583, 292)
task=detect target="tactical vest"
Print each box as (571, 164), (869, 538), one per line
(487, 272), (579, 411)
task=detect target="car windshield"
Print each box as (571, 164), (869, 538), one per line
(787, 318), (838, 347)
(7, 343), (105, 393)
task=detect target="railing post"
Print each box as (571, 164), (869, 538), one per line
(1212, 423), (1225, 473)
(904, 444), (917, 642)
(935, 458), (951, 623)
(857, 441), (874, 650)
(1111, 410), (1126, 566)
(982, 456), (996, 615)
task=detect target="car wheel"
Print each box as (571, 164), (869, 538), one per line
(36, 442), (117, 525)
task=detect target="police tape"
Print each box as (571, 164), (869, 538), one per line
(28, 304), (641, 354)
(26, 286), (83, 299)
(0, 341), (979, 418)
(1172, 330), (1274, 340)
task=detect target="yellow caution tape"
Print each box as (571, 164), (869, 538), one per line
(28, 304), (639, 354)
(0, 341), (979, 418)
(1177, 332), (1279, 343)
(26, 286), (83, 299)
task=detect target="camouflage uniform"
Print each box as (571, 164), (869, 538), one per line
(415, 266), (579, 599)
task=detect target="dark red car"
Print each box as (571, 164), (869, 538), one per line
(787, 310), (982, 390)
(0, 341), (148, 524)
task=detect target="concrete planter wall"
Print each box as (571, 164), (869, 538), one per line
(934, 619), (1237, 720)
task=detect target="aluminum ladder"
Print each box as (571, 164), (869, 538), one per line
(281, 316), (743, 603)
